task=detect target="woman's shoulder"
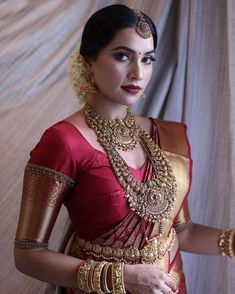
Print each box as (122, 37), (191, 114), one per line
(135, 115), (189, 158)
(135, 115), (186, 135)
(152, 118), (186, 129)
(43, 110), (85, 144)
(31, 117), (83, 163)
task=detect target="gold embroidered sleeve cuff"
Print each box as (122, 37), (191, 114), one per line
(15, 163), (74, 247)
(14, 239), (49, 249)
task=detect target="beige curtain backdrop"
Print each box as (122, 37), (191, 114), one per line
(0, 0), (234, 293)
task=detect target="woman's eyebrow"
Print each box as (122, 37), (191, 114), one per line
(111, 46), (155, 55)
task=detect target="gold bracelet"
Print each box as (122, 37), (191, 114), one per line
(102, 262), (112, 293)
(218, 229), (235, 259)
(77, 259), (95, 293)
(111, 262), (126, 294)
(228, 229), (235, 258)
(93, 261), (107, 294)
(174, 220), (193, 233)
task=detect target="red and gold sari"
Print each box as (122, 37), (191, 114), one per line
(15, 118), (192, 294)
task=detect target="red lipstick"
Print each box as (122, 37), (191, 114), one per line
(121, 85), (142, 94)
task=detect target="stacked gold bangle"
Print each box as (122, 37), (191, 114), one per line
(77, 260), (125, 293)
(102, 262), (112, 293)
(112, 262), (126, 294)
(218, 229), (235, 259)
(77, 259), (95, 292)
(93, 261), (107, 293)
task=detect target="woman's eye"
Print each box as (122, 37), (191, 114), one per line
(114, 53), (131, 62)
(142, 56), (156, 65)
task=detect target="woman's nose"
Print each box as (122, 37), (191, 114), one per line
(127, 62), (143, 81)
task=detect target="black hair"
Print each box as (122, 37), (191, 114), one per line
(80, 4), (157, 58)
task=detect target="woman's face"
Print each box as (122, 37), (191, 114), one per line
(88, 27), (155, 107)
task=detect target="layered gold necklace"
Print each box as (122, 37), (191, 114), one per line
(84, 103), (177, 226)
(84, 103), (141, 151)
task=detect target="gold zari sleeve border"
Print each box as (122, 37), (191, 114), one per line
(173, 200), (192, 233)
(15, 163), (75, 248)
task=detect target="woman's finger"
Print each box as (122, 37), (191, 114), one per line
(164, 274), (178, 292)
(155, 280), (175, 294)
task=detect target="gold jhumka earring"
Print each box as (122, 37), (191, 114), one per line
(140, 93), (146, 99)
(68, 43), (97, 104)
(79, 59), (97, 95)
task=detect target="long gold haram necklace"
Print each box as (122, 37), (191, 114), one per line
(84, 104), (177, 227)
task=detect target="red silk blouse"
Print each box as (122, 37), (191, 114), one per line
(29, 121), (148, 240)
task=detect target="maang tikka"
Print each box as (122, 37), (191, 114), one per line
(133, 9), (152, 39)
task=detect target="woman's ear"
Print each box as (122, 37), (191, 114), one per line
(82, 57), (94, 73)
(80, 56), (97, 92)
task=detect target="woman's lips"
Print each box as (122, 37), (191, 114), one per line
(121, 85), (142, 94)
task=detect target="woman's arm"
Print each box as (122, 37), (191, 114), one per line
(14, 247), (178, 293)
(177, 223), (222, 255)
(14, 247), (83, 288)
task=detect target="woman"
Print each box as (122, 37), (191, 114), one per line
(14, 4), (235, 294)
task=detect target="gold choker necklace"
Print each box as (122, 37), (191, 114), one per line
(84, 103), (177, 227)
(84, 103), (141, 151)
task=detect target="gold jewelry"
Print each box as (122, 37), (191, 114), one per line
(72, 228), (176, 264)
(174, 219), (193, 233)
(77, 259), (95, 293)
(133, 10), (152, 39)
(84, 103), (141, 151)
(111, 262), (126, 294)
(102, 262), (112, 293)
(14, 239), (48, 249)
(88, 261), (97, 292)
(84, 103), (177, 225)
(140, 92), (145, 99)
(68, 43), (97, 104)
(92, 261), (107, 293)
(80, 64), (97, 95)
(218, 229), (235, 259)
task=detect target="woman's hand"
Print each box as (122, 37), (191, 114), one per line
(124, 264), (178, 294)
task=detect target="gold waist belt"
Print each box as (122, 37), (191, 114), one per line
(70, 228), (176, 264)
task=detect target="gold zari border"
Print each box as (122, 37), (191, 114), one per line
(150, 152), (191, 238)
(14, 239), (48, 249)
(25, 163), (75, 188)
(22, 163), (74, 207)
(15, 163), (74, 244)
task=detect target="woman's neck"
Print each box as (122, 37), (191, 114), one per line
(87, 96), (129, 120)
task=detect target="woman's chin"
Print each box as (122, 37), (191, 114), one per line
(117, 92), (142, 106)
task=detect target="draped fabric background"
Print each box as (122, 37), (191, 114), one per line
(0, 0), (234, 293)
